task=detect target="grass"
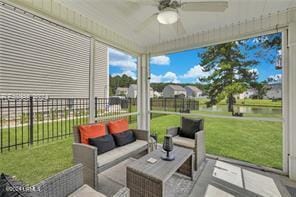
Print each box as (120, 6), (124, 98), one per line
(0, 138), (73, 184)
(191, 109), (282, 118)
(197, 98), (282, 107)
(0, 117), (88, 149)
(150, 114), (282, 169)
(0, 113), (282, 185)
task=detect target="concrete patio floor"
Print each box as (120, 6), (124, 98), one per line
(191, 159), (296, 197)
(97, 156), (296, 197)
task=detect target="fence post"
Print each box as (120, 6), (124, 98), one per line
(129, 98), (132, 123)
(174, 97), (177, 112)
(150, 98), (152, 111)
(150, 98), (152, 120)
(188, 99), (191, 110)
(164, 98), (167, 111)
(29, 96), (34, 145)
(95, 97), (98, 118)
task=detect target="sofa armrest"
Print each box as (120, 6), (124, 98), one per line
(166, 127), (180, 137)
(113, 187), (130, 197)
(194, 130), (206, 170)
(130, 129), (149, 141)
(34, 164), (84, 197)
(72, 143), (98, 189)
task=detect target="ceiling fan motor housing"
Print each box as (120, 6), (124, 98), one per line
(158, 0), (180, 11)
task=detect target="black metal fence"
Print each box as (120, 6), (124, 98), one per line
(150, 98), (199, 112)
(0, 97), (89, 152)
(0, 96), (198, 152)
(95, 97), (137, 123)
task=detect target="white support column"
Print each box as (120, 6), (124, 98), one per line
(282, 30), (289, 174)
(137, 54), (150, 131)
(89, 38), (95, 123)
(288, 21), (296, 179)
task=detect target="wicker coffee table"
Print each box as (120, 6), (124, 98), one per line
(126, 146), (193, 197)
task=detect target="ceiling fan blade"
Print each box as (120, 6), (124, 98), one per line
(173, 19), (186, 35)
(134, 13), (158, 33)
(181, 1), (228, 12)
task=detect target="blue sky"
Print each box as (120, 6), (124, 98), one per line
(109, 33), (282, 84)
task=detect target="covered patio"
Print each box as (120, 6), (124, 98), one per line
(1, 0), (296, 196)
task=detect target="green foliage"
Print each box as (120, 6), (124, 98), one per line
(254, 33), (282, 64)
(109, 74), (206, 94)
(199, 42), (258, 111)
(109, 74), (136, 96)
(250, 81), (270, 99)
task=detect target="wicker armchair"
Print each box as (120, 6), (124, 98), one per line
(166, 117), (206, 172)
(33, 164), (129, 197)
(72, 124), (149, 189)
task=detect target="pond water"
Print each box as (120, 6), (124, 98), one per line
(199, 105), (282, 115)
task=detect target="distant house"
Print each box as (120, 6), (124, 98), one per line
(265, 83), (282, 99)
(236, 88), (258, 99)
(153, 91), (162, 98)
(127, 84), (154, 98)
(163, 85), (186, 98)
(115, 87), (128, 96)
(185, 86), (203, 98)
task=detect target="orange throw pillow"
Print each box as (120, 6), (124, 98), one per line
(108, 119), (129, 134)
(79, 123), (106, 144)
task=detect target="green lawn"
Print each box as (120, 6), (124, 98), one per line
(0, 113), (282, 185)
(150, 114), (282, 169)
(191, 109), (282, 118)
(0, 138), (73, 184)
(197, 98), (282, 107)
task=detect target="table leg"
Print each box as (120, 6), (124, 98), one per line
(177, 155), (193, 180)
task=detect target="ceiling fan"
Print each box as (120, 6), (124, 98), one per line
(131, 0), (228, 34)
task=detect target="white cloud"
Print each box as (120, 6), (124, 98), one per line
(150, 72), (180, 83)
(112, 70), (137, 79)
(268, 74), (282, 82)
(252, 37), (267, 44)
(249, 68), (259, 76)
(109, 48), (137, 71)
(150, 55), (170, 65)
(181, 65), (211, 82)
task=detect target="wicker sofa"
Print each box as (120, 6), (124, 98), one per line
(72, 123), (149, 189)
(166, 117), (206, 172)
(33, 164), (129, 197)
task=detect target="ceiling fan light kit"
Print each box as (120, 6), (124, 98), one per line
(157, 8), (179, 24)
(133, 0), (228, 33)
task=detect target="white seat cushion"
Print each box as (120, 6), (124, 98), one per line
(97, 140), (147, 167)
(68, 184), (106, 197)
(173, 135), (195, 149)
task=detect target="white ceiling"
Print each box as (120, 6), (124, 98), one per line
(56, 0), (296, 50)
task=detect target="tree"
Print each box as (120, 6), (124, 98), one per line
(109, 74), (136, 96)
(199, 42), (258, 112)
(250, 81), (269, 99)
(254, 33), (281, 64)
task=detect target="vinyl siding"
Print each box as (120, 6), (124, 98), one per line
(0, 4), (91, 98)
(94, 42), (108, 98)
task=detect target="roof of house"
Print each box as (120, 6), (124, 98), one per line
(185, 86), (202, 92)
(166, 85), (186, 91)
